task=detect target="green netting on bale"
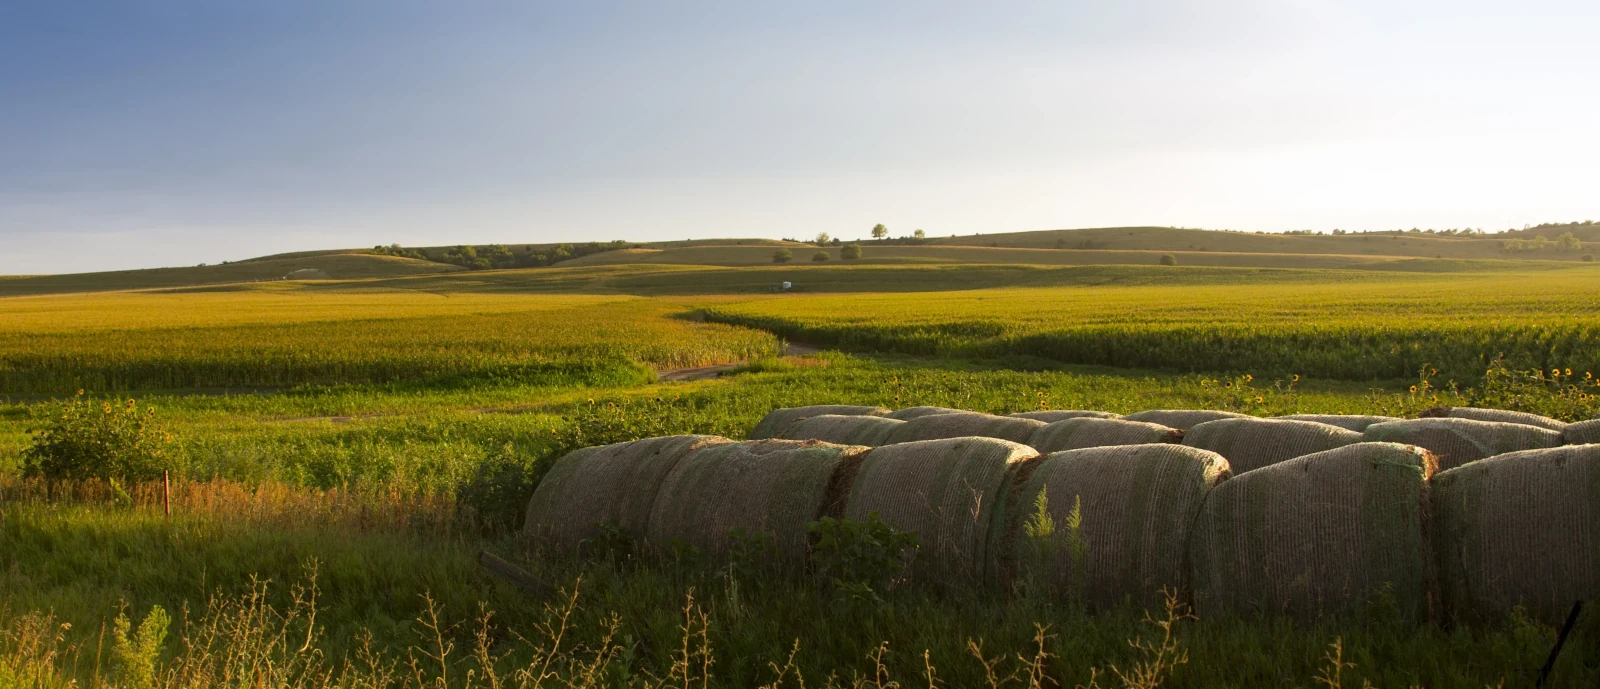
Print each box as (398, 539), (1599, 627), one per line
(1027, 417), (1179, 454)
(1189, 442), (1435, 621)
(845, 437), (1040, 587)
(1011, 444), (1230, 609)
(777, 414), (905, 446)
(1364, 418), (1563, 472)
(1431, 445), (1600, 625)
(1124, 409), (1251, 430)
(647, 439), (867, 564)
(1183, 417), (1363, 474)
(749, 405), (891, 440)
(884, 412), (1046, 445)
(524, 435), (730, 548)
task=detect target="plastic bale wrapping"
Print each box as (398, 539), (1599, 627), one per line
(1008, 410), (1123, 422)
(1418, 405), (1568, 432)
(1124, 409), (1252, 430)
(887, 406), (969, 421)
(1564, 419), (1600, 446)
(749, 405), (891, 439)
(1364, 418), (1563, 472)
(1277, 414), (1399, 432)
(647, 439), (869, 564)
(1183, 417), (1363, 474)
(524, 435), (731, 548)
(1189, 442), (1436, 620)
(844, 437), (1040, 585)
(1010, 444), (1230, 608)
(1431, 446), (1600, 625)
(1028, 417), (1182, 454)
(884, 411), (1047, 445)
(777, 414), (905, 446)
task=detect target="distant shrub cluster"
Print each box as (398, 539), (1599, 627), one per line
(373, 240), (631, 270)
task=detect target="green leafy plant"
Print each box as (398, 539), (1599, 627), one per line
(112, 605), (170, 689)
(1065, 494), (1088, 605)
(807, 514), (918, 614)
(23, 393), (174, 482)
(1017, 487), (1057, 599)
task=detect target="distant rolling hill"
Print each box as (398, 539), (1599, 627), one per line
(0, 252), (463, 297)
(927, 226), (1588, 260)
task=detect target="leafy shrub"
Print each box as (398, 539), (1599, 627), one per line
(23, 393), (174, 482)
(773, 248), (793, 263)
(807, 513), (918, 612)
(112, 605), (169, 689)
(1583, 254), (1595, 262)
(841, 244), (862, 260)
(1159, 254), (1177, 266)
(454, 442), (543, 533)
(812, 251), (830, 262)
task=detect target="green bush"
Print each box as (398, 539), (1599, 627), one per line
(812, 251), (830, 262)
(1159, 254), (1177, 266)
(1583, 254), (1595, 262)
(773, 248), (793, 263)
(23, 393), (174, 481)
(841, 244), (862, 260)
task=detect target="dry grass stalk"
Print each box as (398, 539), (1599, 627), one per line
(750, 406), (891, 440)
(1189, 442), (1436, 620)
(1431, 445), (1600, 625)
(1363, 418), (1562, 471)
(1182, 417), (1362, 474)
(523, 435), (729, 548)
(1027, 418), (1181, 454)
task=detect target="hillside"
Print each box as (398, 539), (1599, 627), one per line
(0, 252), (462, 297)
(928, 226), (1591, 260)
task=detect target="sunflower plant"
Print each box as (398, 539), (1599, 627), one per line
(23, 392), (175, 481)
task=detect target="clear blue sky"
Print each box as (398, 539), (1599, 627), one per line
(3, 1), (1597, 274)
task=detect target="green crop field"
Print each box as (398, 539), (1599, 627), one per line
(3, 238), (1599, 688)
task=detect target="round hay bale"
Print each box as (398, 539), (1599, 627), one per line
(1431, 445), (1600, 625)
(1183, 417), (1363, 474)
(524, 435), (731, 548)
(884, 411), (1046, 445)
(845, 437), (1040, 585)
(1419, 405), (1567, 431)
(1027, 417), (1182, 453)
(647, 439), (867, 564)
(1563, 419), (1600, 446)
(777, 414), (905, 446)
(1010, 444), (1229, 608)
(1008, 410), (1123, 422)
(1276, 414), (1399, 432)
(887, 406), (969, 421)
(749, 405), (891, 439)
(1189, 442), (1436, 620)
(1364, 418), (1563, 472)
(1123, 409), (1252, 430)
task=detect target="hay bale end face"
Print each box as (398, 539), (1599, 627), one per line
(1008, 410), (1122, 422)
(887, 406), (969, 421)
(1432, 445), (1600, 625)
(1419, 405), (1568, 431)
(524, 435), (731, 547)
(845, 437), (1040, 586)
(1028, 417), (1180, 454)
(1189, 442), (1436, 620)
(647, 439), (868, 564)
(1363, 418), (1563, 472)
(1563, 419), (1600, 446)
(1277, 414), (1398, 432)
(1183, 417), (1362, 474)
(777, 414), (905, 446)
(1012, 444), (1229, 608)
(1123, 409), (1251, 430)
(749, 405), (891, 439)
(885, 411), (1047, 445)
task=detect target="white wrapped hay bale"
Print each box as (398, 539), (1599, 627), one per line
(1124, 409), (1251, 430)
(749, 405), (891, 439)
(887, 406), (969, 421)
(1009, 444), (1229, 608)
(524, 435), (731, 547)
(884, 411), (1047, 445)
(1564, 419), (1600, 446)
(1418, 406), (1567, 431)
(845, 437), (1041, 585)
(1028, 417), (1182, 454)
(1183, 417), (1363, 474)
(1431, 445), (1600, 625)
(776, 414), (905, 446)
(1277, 414), (1398, 432)
(1008, 410), (1122, 422)
(1189, 442), (1436, 620)
(647, 439), (869, 564)
(1364, 418), (1563, 471)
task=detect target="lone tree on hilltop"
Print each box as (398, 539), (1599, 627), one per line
(913, 229), (926, 239)
(871, 224), (888, 239)
(773, 248), (793, 263)
(815, 232), (831, 246)
(841, 244), (862, 259)
(812, 251), (830, 262)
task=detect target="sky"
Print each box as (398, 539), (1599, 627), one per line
(3, 1), (1598, 274)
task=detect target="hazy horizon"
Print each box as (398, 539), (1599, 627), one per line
(4, 1), (1598, 275)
